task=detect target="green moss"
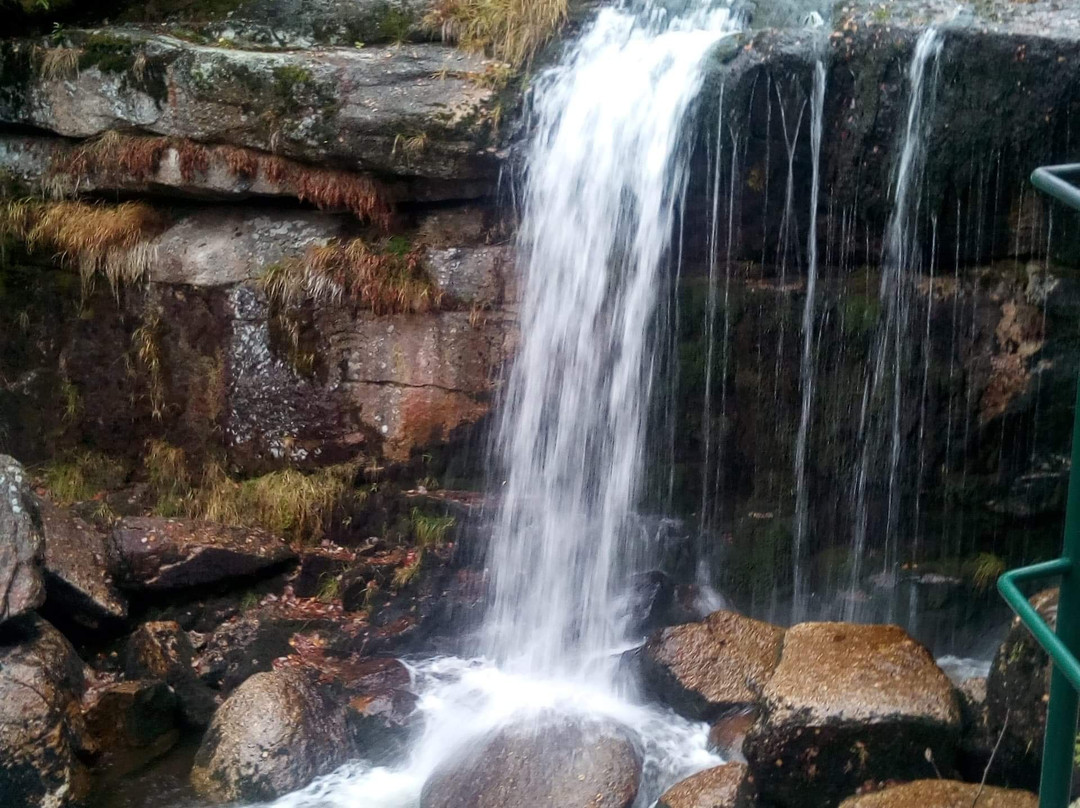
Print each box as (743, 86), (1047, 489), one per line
(378, 5), (414, 43)
(77, 33), (136, 74)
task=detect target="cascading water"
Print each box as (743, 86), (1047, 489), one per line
(846, 28), (943, 621)
(484, 0), (739, 677)
(265, 3), (741, 806)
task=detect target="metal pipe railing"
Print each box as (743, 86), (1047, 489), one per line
(997, 163), (1080, 808)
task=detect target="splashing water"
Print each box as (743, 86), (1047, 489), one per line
(263, 3), (740, 806)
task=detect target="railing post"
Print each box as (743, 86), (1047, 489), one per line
(1038, 373), (1080, 808)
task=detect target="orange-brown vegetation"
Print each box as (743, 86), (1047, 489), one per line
(49, 132), (391, 228)
(0, 198), (165, 293)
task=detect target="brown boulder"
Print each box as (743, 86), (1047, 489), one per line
(838, 779), (1037, 807)
(744, 622), (962, 808)
(337, 657), (418, 763)
(0, 616), (89, 806)
(0, 456), (45, 625)
(125, 621), (217, 727)
(638, 610), (785, 721)
(708, 707), (758, 762)
(986, 587), (1055, 789)
(657, 763), (756, 808)
(82, 680), (179, 776)
(190, 667), (352, 804)
(110, 517), (296, 591)
(420, 717), (642, 808)
(40, 501), (127, 631)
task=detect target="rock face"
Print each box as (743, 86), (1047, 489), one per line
(657, 763), (756, 808)
(0, 456), (45, 625)
(0, 31), (502, 185)
(39, 501), (127, 630)
(744, 622), (962, 808)
(837, 779), (1038, 807)
(986, 587), (1056, 789)
(125, 621), (217, 727)
(190, 667), (352, 804)
(638, 610), (785, 721)
(0, 616), (89, 807)
(420, 717), (643, 808)
(110, 517), (296, 590)
(337, 657), (417, 763)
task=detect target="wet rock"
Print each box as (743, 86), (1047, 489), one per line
(0, 615), (89, 807)
(708, 707), (758, 763)
(190, 667), (352, 804)
(82, 680), (179, 775)
(657, 762), (756, 808)
(193, 605), (351, 693)
(0, 455), (45, 625)
(110, 517), (296, 591)
(638, 610), (785, 721)
(125, 621), (217, 728)
(986, 587), (1056, 789)
(426, 245), (513, 308)
(744, 622), (962, 808)
(420, 716), (642, 808)
(956, 676), (994, 782)
(288, 547), (354, 599)
(39, 501), (127, 631)
(338, 657), (417, 762)
(837, 779), (1038, 807)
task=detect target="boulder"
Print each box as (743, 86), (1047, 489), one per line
(638, 610), (785, 721)
(744, 622), (962, 808)
(0, 616), (89, 807)
(420, 717), (642, 808)
(657, 763), (756, 808)
(986, 587), (1056, 790)
(0, 455), (45, 624)
(110, 517), (296, 591)
(190, 667), (352, 804)
(82, 680), (179, 775)
(837, 779), (1038, 807)
(337, 657), (417, 762)
(125, 621), (217, 727)
(956, 675), (994, 782)
(39, 501), (127, 631)
(0, 32), (502, 185)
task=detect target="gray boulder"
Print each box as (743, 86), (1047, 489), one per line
(420, 716), (642, 808)
(190, 667), (352, 804)
(0, 455), (45, 625)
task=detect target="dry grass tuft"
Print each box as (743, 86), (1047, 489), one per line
(49, 133), (391, 227)
(192, 461), (361, 545)
(39, 450), (128, 506)
(0, 198), (163, 295)
(424, 0), (567, 66)
(262, 238), (442, 317)
(34, 46), (83, 81)
(132, 312), (166, 420)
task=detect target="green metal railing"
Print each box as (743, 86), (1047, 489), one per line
(998, 163), (1080, 808)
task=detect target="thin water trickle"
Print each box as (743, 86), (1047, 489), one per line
(847, 28), (943, 622)
(791, 59), (826, 623)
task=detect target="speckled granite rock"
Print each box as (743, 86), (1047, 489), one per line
(744, 622), (962, 808)
(838, 779), (1038, 808)
(638, 610), (785, 721)
(657, 763), (756, 808)
(420, 717), (642, 808)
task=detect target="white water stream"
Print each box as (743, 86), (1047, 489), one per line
(266, 2), (740, 805)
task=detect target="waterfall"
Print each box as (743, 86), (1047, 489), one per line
(846, 28), (943, 621)
(791, 59), (826, 623)
(484, 0), (739, 678)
